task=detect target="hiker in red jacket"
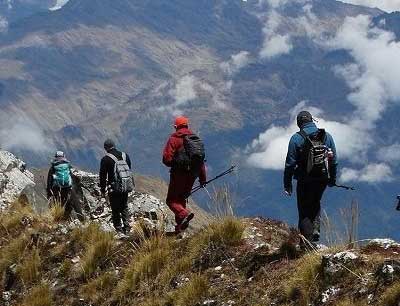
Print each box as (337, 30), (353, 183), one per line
(163, 116), (207, 233)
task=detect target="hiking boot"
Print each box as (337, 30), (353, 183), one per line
(180, 213), (194, 231)
(312, 230), (320, 242)
(123, 226), (131, 235)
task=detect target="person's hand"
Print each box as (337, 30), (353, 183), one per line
(284, 185), (292, 196)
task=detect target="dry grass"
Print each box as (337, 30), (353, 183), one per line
(333, 298), (365, 306)
(284, 253), (322, 306)
(48, 202), (65, 222)
(379, 282), (400, 306)
(20, 283), (53, 306)
(0, 234), (28, 275)
(76, 224), (115, 278)
(114, 237), (173, 298)
(194, 217), (244, 249)
(17, 249), (41, 285)
(80, 272), (118, 304)
(58, 259), (72, 277)
(168, 275), (209, 306)
(0, 201), (34, 233)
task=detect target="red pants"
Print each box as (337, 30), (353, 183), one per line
(166, 170), (196, 226)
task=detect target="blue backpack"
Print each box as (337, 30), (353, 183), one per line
(52, 162), (72, 188)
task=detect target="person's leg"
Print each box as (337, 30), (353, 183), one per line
(120, 193), (131, 233)
(109, 192), (123, 232)
(309, 181), (327, 242)
(61, 188), (73, 220)
(296, 181), (314, 242)
(167, 172), (191, 231)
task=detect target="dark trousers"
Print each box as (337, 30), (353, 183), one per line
(109, 192), (130, 231)
(52, 187), (84, 221)
(296, 180), (327, 242)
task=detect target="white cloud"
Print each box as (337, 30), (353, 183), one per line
(0, 118), (54, 153)
(260, 34), (293, 59)
(330, 15), (400, 130)
(247, 14), (400, 184)
(340, 0), (400, 12)
(340, 163), (393, 183)
(0, 16), (8, 33)
(245, 101), (368, 170)
(259, 10), (293, 59)
(49, 0), (70, 11)
(220, 51), (251, 76)
(377, 144), (400, 164)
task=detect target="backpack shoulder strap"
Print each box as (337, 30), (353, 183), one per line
(121, 152), (126, 162)
(297, 130), (312, 145)
(106, 153), (118, 163)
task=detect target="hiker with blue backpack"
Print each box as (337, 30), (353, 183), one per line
(284, 111), (338, 247)
(47, 151), (84, 221)
(100, 139), (134, 234)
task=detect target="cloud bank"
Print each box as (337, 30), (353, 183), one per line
(247, 14), (400, 183)
(0, 118), (54, 153)
(340, 0), (400, 12)
(49, 0), (70, 11)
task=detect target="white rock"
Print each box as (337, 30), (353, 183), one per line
(214, 266), (222, 271)
(0, 151), (36, 210)
(321, 287), (340, 303)
(368, 239), (400, 250)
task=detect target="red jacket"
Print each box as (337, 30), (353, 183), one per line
(162, 127), (207, 183)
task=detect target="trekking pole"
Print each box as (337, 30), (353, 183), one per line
(334, 184), (355, 191)
(396, 195), (400, 211)
(188, 165), (237, 198)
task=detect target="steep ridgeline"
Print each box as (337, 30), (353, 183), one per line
(0, 195), (400, 305)
(0, 150), (209, 233)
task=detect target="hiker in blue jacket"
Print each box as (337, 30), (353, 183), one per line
(284, 111), (338, 246)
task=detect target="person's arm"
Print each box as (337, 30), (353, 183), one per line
(99, 157), (108, 195)
(283, 135), (298, 195)
(126, 153), (132, 169)
(162, 137), (175, 167)
(47, 167), (54, 199)
(327, 133), (338, 186)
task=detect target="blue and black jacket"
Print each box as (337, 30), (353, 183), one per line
(284, 122), (338, 189)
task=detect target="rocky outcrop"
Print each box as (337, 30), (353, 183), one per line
(0, 151), (176, 232)
(0, 151), (35, 211)
(71, 169), (176, 232)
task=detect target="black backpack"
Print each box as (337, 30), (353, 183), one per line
(173, 134), (205, 174)
(298, 129), (330, 180)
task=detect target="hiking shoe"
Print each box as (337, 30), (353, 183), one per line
(180, 213), (194, 231)
(312, 230), (320, 242)
(123, 226), (132, 235)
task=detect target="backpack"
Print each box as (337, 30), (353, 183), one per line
(298, 129), (330, 180)
(106, 152), (134, 193)
(52, 162), (72, 189)
(173, 134), (205, 174)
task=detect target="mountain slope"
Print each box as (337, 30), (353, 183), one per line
(0, 0), (399, 240)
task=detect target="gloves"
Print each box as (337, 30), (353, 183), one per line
(200, 181), (207, 188)
(328, 178), (336, 187)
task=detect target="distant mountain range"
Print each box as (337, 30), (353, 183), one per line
(0, 0), (399, 239)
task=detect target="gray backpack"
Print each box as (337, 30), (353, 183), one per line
(106, 152), (134, 193)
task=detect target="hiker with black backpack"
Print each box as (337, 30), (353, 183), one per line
(284, 111), (338, 247)
(162, 116), (207, 234)
(47, 151), (84, 221)
(100, 139), (134, 234)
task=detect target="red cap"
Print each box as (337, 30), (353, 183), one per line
(174, 116), (189, 128)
